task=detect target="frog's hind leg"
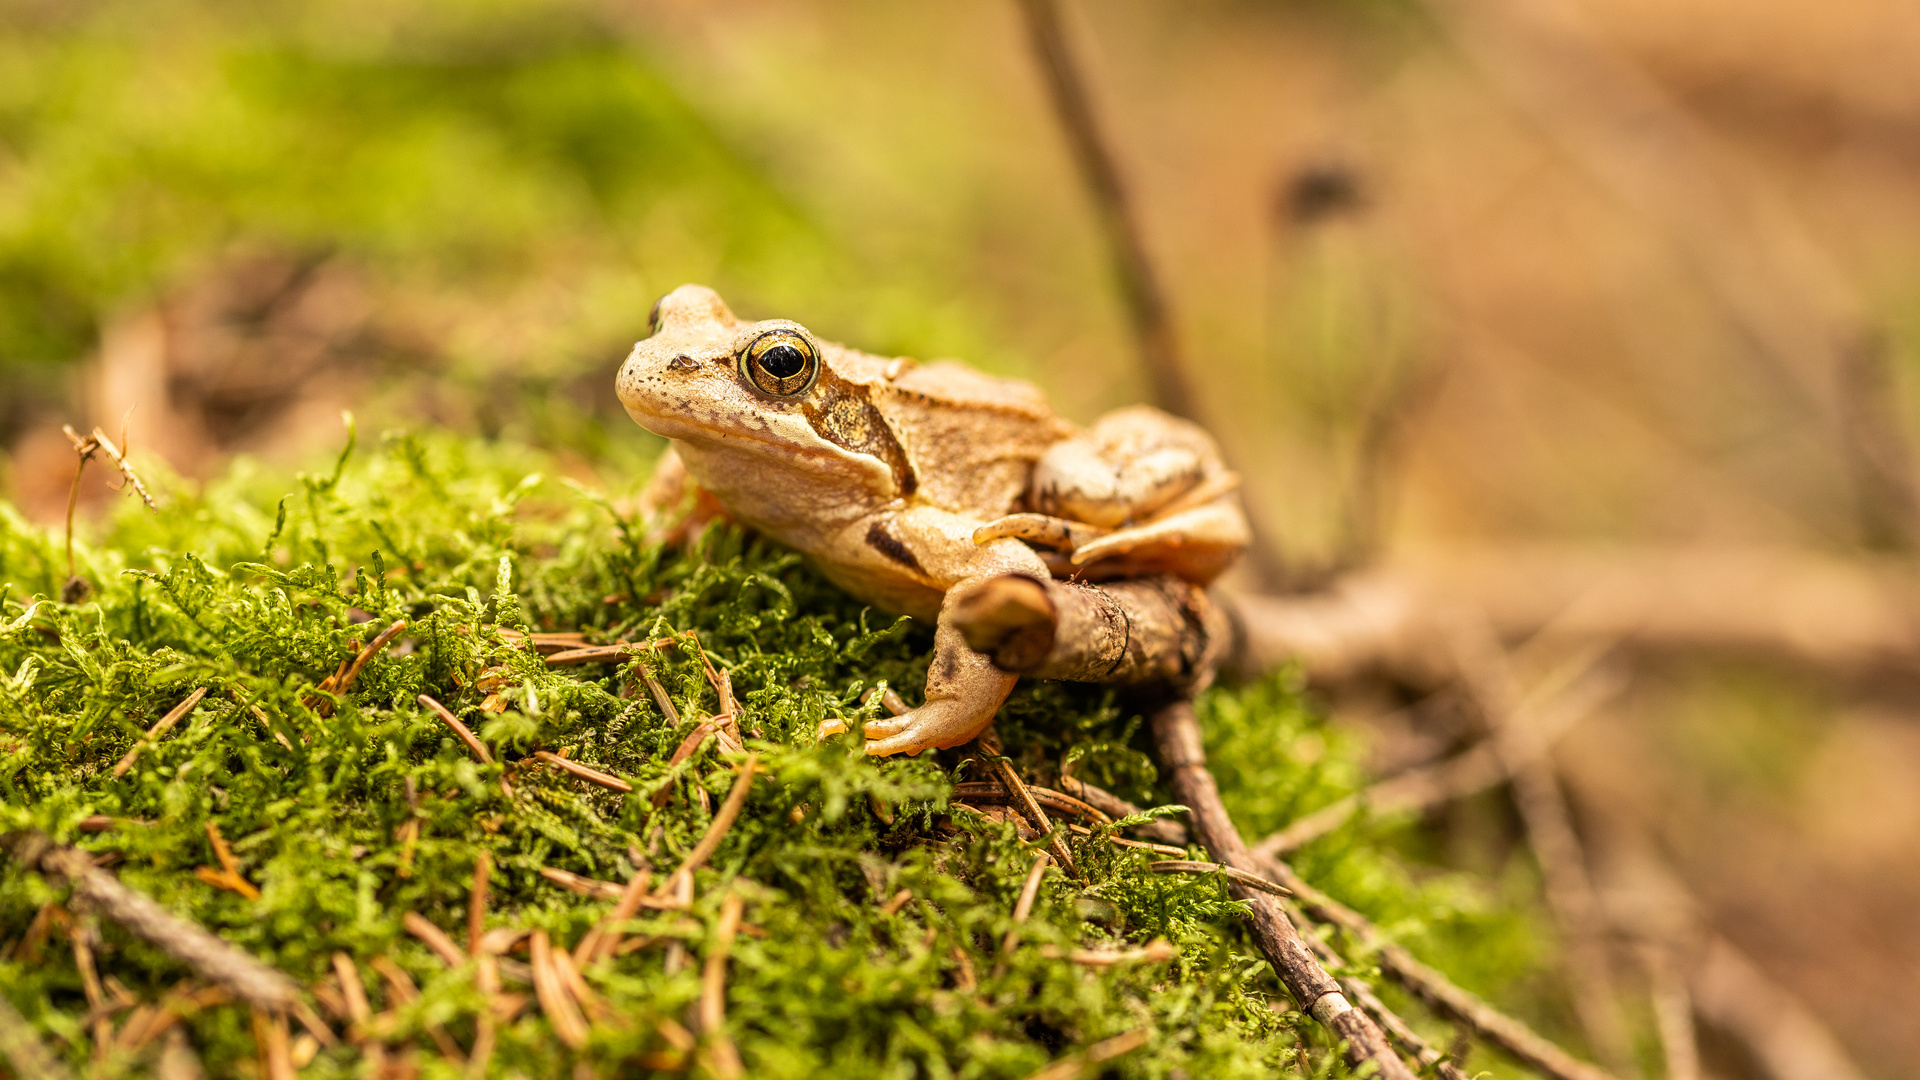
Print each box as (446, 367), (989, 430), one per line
(1029, 406), (1219, 527)
(1067, 498), (1250, 585)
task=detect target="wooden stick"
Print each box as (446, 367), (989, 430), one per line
(111, 687), (210, 777)
(1147, 699), (1417, 1080)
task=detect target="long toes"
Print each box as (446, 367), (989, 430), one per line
(859, 713), (916, 739)
(863, 729), (933, 757)
(816, 718), (850, 740)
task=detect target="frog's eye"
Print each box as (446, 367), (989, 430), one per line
(647, 296), (664, 336)
(739, 329), (819, 398)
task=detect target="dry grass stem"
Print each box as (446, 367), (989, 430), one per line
(656, 751), (758, 898)
(1146, 860), (1290, 897)
(986, 755), (1076, 877)
(1021, 1027), (1151, 1080)
(698, 891), (746, 1079)
(878, 888), (913, 917)
(950, 782), (1113, 825)
(1040, 939), (1177, 967)
(111, 687), (210, 777)
(578, 866), (653, 965)
(529, 929), (590, 1051)
(402, 912), (465, 968)
(368, 956), (465, 1063)
(1451, 624), (1635, 1075)
(1253, 660), (1620, 857)
(336, 620), (406, 695)
(539, 866), (625, 901)
(70, 919), (111, 1056)
(250, 1008), (295, 1080)
(996, 850), (1054, 966)
(415, 694), (494, 764)
(467, 851), (490, 957)
(533, 750), (633, 793)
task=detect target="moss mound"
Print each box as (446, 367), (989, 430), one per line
(0, 428), (1540, 1078)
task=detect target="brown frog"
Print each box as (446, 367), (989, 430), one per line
(616, 285), (1248, 755)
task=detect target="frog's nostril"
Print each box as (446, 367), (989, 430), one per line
(667, 354), (700, 372)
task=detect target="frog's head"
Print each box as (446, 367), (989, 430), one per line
(616, 285), (908, 501)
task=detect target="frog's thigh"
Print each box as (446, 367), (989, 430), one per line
(1070, 501), (1251, 569)
(1033, 427), (1206, 528)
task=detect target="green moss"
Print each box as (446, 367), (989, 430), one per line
(0, 430), (1548, 1077)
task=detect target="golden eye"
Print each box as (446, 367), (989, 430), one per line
(647, 296), (664, 336)
(739, 329), (819, 397)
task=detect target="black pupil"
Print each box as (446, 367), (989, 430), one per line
(759, 343), (806, 379)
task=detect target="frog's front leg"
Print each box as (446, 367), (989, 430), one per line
(850, 534), (1051, 757)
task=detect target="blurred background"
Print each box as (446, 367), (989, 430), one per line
(1, 0), (1916, 1075)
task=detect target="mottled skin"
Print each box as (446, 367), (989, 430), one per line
(617, 285), (1248, 755)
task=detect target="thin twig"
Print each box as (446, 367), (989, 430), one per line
(17, 836), (298, 1011)
(1451, 622), (1635, 1075)
(1021, 1027), (1151, 1080)
(1011, 0), (1196, 422)
(1260, 855), (1618, 1080)
(1253, 657), (1621, 857)
(1147, 699), (1417, 1080)
(1276, 894), (1471, 1080)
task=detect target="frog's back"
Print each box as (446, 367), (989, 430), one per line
(859, 357), (1074, 516)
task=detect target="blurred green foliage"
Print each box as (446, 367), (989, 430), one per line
(0, 0), (841, 430)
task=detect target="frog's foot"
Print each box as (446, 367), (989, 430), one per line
(856, 696), (999, 757)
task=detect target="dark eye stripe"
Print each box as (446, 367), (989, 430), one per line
(740, 330), (819, 397)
